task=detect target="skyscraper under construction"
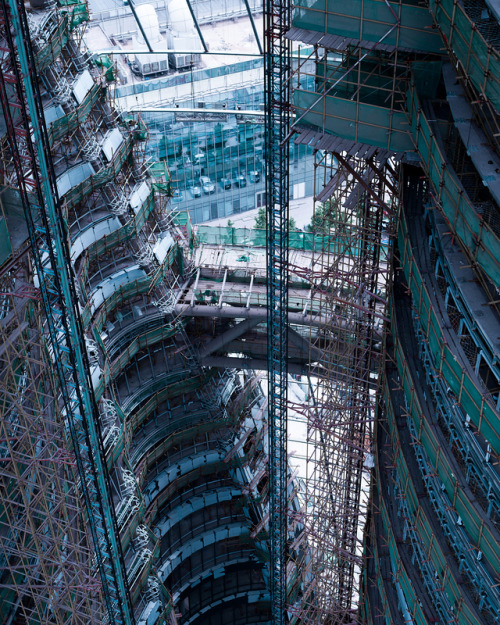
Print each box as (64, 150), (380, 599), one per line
(0, 0), (498, 624)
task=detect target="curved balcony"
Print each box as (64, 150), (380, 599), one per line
(174, 564), (268, 624)
(83, 275), (147, 329)
(429, 210), (500, 400)
(389, 295), (500, 618)
(378, 391), (488, 625)
(157, 495), (247, 563)
(128, 412), (225, 469)
(398, 210), (500, 455)
(143, 449), (227, 508)
(85, 264), (148, 316)
(181, 594), (271, 625)
(71, 215), (123, 264)
(159, 524), (253, 584)
(56, 133), (134, 213)
(47, 79), (103, 147)
(428, 0), (500, 111)
(379, 431), (483, 625)
(34, 11), (69, 72)
(155, 487), (242, 541)
(407, 76), (500, 288)
(400, 198), (500, 519)
(103, 310), (176, 361)
(143, 454), (247, 525)
(371, 489), (431, 625)
(113, 340), (200, 410)
(107, 323), (178, 381)
(81, 251), (178, 330)
(125, 373), (212, 441)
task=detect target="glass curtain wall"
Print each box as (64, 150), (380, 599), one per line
(83, 0), (315, 223)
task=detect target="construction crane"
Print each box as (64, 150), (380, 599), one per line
(0, 0), (133, 622)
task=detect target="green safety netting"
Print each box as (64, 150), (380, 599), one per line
(398, 212), (500, 456)
(95, 55), (115, 82)
(379, 397), (484, 625)
(35, 18), (68, 71)
(428, 0), (500, 110)
(172, 209), (192, 243)
(389, 303), (500, 575)
(149, 161), (172, 195)
(48, 83), (102, 146)
(120, 113), (148, 140)
(407, 79), (500, 287)
(134, 119), (148, 141)
(57, 0), (89, 30)
(195, 225), (365, 254)
(292, 0), (442, 54)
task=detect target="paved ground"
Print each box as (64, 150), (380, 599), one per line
(201, 195), (315, 231)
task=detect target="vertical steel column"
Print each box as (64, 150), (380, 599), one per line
(0, 1), (133, 623)
(264, 0), (291, 621)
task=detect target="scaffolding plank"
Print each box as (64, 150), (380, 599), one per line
(315, 171), (348, 202)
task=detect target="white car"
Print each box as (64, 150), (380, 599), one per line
(187, 181), (202, 198)
(200, 176), (215, 194)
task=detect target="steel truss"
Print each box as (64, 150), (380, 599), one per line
(264, 0), (291, 621)
(0, 0), (133, 622)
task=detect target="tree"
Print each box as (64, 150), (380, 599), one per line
(254, 208), (297, 231)
(307, 201), (337, 234)
(227, 219), (234, 227)
(254, 207), (266, 229)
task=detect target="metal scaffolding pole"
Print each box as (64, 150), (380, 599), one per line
(264, 0), (291, 621)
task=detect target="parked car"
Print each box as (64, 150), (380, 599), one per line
(220, 177), (231, 190)
(248, 170), (261, 183)
(187, 180), (201, 198)
(192, 151), (206, 165)
(200, 176), (215, 194)
(172, 188), (183, 202)
(234, 173), (247, 188)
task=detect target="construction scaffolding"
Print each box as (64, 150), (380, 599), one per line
(0, 0), (134, 621)
(288, 143), (397, 623)
(3, 0), (498, 623)
(1, 0), (276, 622)
(0, 250), (106, 624)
